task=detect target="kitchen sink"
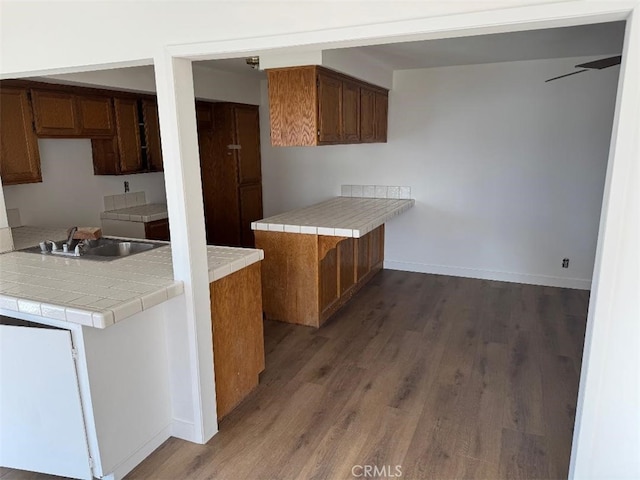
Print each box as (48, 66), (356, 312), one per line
(83, 240), (156, 257)
(19, 237), (165, 261)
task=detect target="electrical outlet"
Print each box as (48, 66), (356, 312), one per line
(562, 258), (570, 268)
(124, 181), (130, 193)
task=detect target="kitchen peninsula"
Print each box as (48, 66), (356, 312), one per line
(253, 187), (414, 327)
(0, 227), (264, 480)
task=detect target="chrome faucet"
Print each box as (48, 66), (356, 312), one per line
(66, 226), (78, 250)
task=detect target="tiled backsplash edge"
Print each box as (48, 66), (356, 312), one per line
(104, 191), (147, 211)
(341, 184), (412, 199)
(0, 227), (15, 253)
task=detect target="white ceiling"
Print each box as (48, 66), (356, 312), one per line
(198, 21), (625, 76)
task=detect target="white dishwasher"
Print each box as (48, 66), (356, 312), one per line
(0, 317), (92, 480)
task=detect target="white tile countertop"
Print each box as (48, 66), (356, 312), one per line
(1, 227), (263, 329)
(100, 203), (168, 223)
(251, 196), (415, 238)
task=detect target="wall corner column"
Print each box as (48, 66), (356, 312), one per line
(153, 51), (218, 443)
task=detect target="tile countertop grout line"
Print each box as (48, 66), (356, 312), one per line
(0, 231), (264, 329)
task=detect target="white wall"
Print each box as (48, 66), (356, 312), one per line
(0, 1), (561, 77)
(45, 65), (262, 106)
(3, 139), (166, 227)
(261, 56), (619, 289)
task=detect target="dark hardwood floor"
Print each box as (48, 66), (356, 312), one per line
(3, 270), (589, 480)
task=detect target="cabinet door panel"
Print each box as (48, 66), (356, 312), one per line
(144, 219), (170, 241)
(113, 98), (143, 174)
(342, 81), (360, 142)
(360, 89), (376, 142)
(370, 225), (385, 268)
(317, 73), (342, 144)
(338, 238), (356, 295)
(356, 233), (371, 281)
(233, 105), (261, 185)
(31, 90), (79, 136)
(91, 137), (120, 175)
(267, 67), (317, 146)
(239, 183), (263, 248)
(374, 92), (388, 143)
(319, 247), (339, 313)
(142, 99), (163, 172)
(77, 95), (114, 136)
(0, 88), (42, 185)
(0, 324), (91, 479)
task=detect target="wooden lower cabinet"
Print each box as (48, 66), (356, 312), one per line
(255, 225), (385, 328)
(144, 219), (170, 241)
(210, 262), (265, 419)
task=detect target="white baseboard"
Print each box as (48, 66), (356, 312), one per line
(384, 260), (591, 290)
(107, 424), (171, 480)
(171, 418), (197, 442)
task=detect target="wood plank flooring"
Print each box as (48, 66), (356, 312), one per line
(3, 270), (588, 480)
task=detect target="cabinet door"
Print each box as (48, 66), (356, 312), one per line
(233, 105), (261, 185)
(113, 98), (143, 174)
(0, 324), (91, 479)
(360, 88), (376, 142)
(31, 90), (80, 136)
(317, 73), (342, 144)
(370, 225), (385, 268)
(144, 218), (170, 241)
(342, 81), (360, 142)
(374, 92), (388, 143)
(356, 233), (371, 281)
(239, 183), (263, 248)
(0, 88), (42, 185)
(142, 99), (163, 172)
(319, 247), (339, 313)
(77, 95), (115, 136)
(91, 137), (120, 175)
(338, 238), (356, 295)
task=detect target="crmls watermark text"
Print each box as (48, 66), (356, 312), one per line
(352, 464), (403, 477)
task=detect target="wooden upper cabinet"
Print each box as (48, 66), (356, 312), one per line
(317, 72), (342, 144)
(142, 99), (163, 172)
(342, 81), (361, 142)
(31, 89), (114, 137)
(77, 95), (114, 136)
(233, 105), (262, 185)
(266, 65), (388, 146)
(113, 98), (143, 174)
(0, 88), (42, 185)
(31, 90), (80, 136)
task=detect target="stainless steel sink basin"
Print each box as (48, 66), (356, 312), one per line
(84, 241), (156, 257)
(19, 237), (165, 261)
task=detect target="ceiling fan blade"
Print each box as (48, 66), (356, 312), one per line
(576, 55), (622, 70)
(545, 69), (588, 83)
